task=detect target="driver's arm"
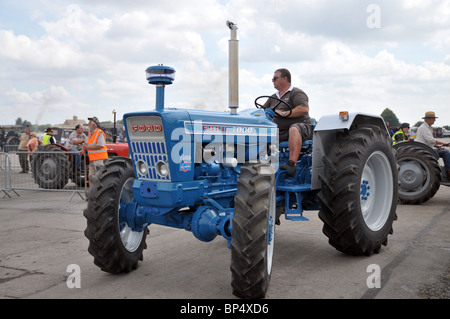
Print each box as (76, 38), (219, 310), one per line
(275, 104), (309, 118)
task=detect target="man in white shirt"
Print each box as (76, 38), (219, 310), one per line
(416, 111), (450, 179)
(65, 124), (87, 173)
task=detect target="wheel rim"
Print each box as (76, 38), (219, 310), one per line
(118, 177), (144, 252)
(360, 151), (393, 231)
(41, 158), (58, 179)
(267, 185), (276, 275)
(397, 158), (430, 196)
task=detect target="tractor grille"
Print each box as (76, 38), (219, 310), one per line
(126, 116), (170, 181)
(129, 141), (170, 181)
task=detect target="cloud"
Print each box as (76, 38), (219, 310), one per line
(1, 85), (76, 124)
(1, 0), (450, 127)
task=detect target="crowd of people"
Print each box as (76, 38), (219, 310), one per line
(8, 116), (110, 187)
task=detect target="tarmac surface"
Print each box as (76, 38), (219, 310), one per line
(1, 181), (449, 300)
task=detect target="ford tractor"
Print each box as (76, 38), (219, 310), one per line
(84, 22), (398, 299)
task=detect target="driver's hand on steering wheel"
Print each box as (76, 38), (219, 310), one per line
(265, 108), (275, 120)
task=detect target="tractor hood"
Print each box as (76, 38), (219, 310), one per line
(123, 107), (278, 183)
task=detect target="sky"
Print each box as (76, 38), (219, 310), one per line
(1, 0), (450, 128)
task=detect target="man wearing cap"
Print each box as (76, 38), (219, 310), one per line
(42, 127), (56, 145)
(416, 111), (450, 179)
(81, 116), (108, 186)
(392, 123), (410, 145)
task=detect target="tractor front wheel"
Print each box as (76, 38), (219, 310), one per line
(231, 163), (276, 299)
(84, 157), (148, 273)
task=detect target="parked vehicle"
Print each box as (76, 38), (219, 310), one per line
(394, 141), (450, 205)
(31, 142), (129, 189)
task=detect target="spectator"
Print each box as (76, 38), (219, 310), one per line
(80, 117), (108, 187)
(416, 111), (450, 180)
(65, 124), (87, 174)
(27, 132), (40, 155)
(42, 127), (56, 145)
(105, 130), (113, 143)
(392, 123), (410, 145)
(18, 127), (31, 173)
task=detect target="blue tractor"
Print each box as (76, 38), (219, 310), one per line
(84, 22), (398, 299)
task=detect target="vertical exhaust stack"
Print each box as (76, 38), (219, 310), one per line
(227, 21), (239, 115)
(145, 65), (176, 111)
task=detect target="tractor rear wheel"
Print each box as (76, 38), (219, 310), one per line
(31, 144), (70, 189)
(84, 157), (148, 273)
(395, 143), (441, 205)
(231, 163), (276, 299)
(318, 125), (398, 256)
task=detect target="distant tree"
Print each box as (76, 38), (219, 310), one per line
(414, 121), (424, 128)
(381, 108), (400, 128)
(15, 117), (32, 129)
(22, 120), (32, 129)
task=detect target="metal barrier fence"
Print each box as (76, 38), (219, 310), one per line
(1, 150), (87, 201)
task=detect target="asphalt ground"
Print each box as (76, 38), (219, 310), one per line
(1, 179), (449, 301)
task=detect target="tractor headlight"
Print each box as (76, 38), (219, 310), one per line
(137, 160), (148, 175)
(156, 161), (169, 178)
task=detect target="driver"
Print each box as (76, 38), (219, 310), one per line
(263, 68), (313, 176)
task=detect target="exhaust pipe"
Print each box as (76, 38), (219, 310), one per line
(227, 21), (239, 115)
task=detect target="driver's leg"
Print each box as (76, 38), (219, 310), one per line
(280, 126), (302, 176)
(288, 127), (302, 163)
(437, 149), (450, 179)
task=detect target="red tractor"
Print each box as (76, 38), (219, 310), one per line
(31, 142), (129, 189)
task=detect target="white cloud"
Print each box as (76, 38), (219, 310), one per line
(1, 0), (450, 127)
(1, 85), (77, 124)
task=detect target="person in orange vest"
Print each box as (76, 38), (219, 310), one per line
(80, 116), (108, 187)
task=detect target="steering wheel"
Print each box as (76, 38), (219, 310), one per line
(254, 96), (292, 118)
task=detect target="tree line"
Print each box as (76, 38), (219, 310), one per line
(380, 108), (449, 130)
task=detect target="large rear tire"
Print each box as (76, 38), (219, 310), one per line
(31, 144), (70, 189)
(395, 143), (441, 205)
(84, 157), (148, 273)
(231, 163), (276, 299)
(318, 125), (398, 256)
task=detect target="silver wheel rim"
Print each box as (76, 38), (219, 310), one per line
(360, 151), (393, 231)
(397, 158), (430, 196)
(118, 177), (144, 252)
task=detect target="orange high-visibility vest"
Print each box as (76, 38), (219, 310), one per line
(87, 128), (108, 161)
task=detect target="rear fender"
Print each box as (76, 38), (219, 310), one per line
(106, 143), (130, 157)
(311, 113), (389, 190)
(48, 143), (72, 159)
(393, 141), (439, 160)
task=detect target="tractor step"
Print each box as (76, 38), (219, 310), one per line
(277, 184), (311, 222)
(285, 213), (309, 222)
